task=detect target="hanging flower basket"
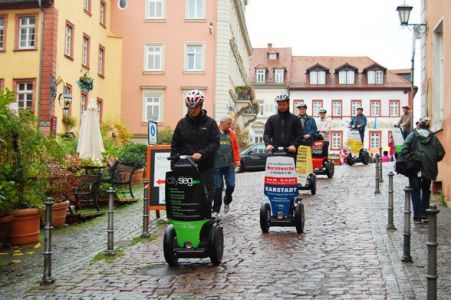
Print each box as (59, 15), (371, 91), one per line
(76, 73), (94, 92)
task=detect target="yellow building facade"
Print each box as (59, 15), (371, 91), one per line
(0, 0), (122, 134)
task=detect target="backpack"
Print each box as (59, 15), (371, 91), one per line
(395, 134), (421, 177)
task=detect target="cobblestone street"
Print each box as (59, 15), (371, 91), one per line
(1, 163), (451, 299)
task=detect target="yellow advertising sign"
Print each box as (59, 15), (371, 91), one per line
(347, 131), (363, 156)
(296, 145), (313, 185)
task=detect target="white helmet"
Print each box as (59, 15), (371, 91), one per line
(185, 89), (205, 108)
(274, 92), (290, 102)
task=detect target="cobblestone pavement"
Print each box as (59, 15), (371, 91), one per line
(1, 163), (450, 299)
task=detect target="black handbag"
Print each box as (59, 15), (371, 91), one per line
(395, 135), (421, 176)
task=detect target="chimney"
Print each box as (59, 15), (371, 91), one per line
(267, 43), (273, 49)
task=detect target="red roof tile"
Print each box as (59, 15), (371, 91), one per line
(249, 47), (293, 84)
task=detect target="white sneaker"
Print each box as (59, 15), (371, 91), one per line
(224, 204), (230, 214)
(211, 212), (218, 218)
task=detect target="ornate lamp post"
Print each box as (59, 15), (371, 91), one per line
(396, 2), (426, 113)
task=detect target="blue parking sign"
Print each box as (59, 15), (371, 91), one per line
(148, 121), (158, 145)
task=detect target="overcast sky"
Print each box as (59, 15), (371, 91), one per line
(246, 0), (421, 69)
(245, 0), (423, 115)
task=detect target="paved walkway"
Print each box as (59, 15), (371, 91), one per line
(0, 163), (450, 299)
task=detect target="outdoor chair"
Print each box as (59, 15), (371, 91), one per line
(73, 174), (102, 212)
(109, 162), (136, 199)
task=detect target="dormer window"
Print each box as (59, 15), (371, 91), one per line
(310, 71), (326, 85)
(339, 70), (355, 84)
(368, 70), (384, 85)
(268, 53), (278, 60)
(256, 69), (266, 83)
(274, 68), (284, 83)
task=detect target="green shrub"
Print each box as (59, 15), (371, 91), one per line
(118, 143), (147, 169)
(158, 126), (173, 145)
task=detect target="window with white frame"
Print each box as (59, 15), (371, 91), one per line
(351, 101), (361, 116)
(263, 103), (276, 115)
(82, 35), (90, 67)
(64, 23), (73, 57)
(83, 0), (91, 12)
(256, 69), (265, 83)
(80, 93), (87, 116)
(98, 45), (105, 76)
(186, 44), (203, 71)
(370, 101), (381, 116)
(274, 69), (284, 83)
(332, 100), (342, 118)
(268, 53), (277, 60)
(309, 71), (326, 85)
(0, 17), (5, 50)
(100, 1), (106, 26)
(370, 132), (381, 148)
(339, 70), (355, 84)
(19, 16), (36, 49)
(332, 132), (342, 149)
(16, 82), (33, 110)
(389, 101), (400, 117)
(146, 0), (164, 19)
(145, 44), (163, 71)
(368, 70), (384, 85)
(143, 90), (163, 122)
(186, 0), (205, 19)
(312, 100), (322, 117)
(432, 20), (444, 129)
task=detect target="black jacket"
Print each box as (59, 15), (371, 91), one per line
(263, 111), (304, 148)
(171, 110), (220, 171)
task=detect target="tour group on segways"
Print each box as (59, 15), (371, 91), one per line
(347, 107), (370, 166)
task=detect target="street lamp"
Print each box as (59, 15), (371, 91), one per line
(58, 92), (73, 115)
(396, 2), (426, 120)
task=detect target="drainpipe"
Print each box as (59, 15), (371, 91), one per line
(36, 0), (45, 131)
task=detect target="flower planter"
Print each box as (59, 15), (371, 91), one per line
(131, 168), (144, 185)
(0, 214), (14, 245)
(52, 201), (70, 228)
(8, 208), (40, 245)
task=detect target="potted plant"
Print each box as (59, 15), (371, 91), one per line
(117, 143), (147, 184)
(0, 89), (50, 245)
(76, 72), (94, 93)
(0, 180), (15, 246)
(62, 114), (76, 132)
(235, 85), (254, 100)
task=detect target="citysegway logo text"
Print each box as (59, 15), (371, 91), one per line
(167, 177), (199, 186)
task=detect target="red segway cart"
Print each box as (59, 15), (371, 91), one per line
(311, 133), (334, 178)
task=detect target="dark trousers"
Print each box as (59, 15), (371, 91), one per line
(402, 130), (410, 140)
(200, 168), (215, 214)
(213, 166), (235, 213)
(359, 131), (365, 145)
(408, 176), (432, 220)
(324, 141), (330, 157)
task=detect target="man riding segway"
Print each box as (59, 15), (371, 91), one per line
(347, 107), (369, 165)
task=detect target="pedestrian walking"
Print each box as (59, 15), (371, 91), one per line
(170, 89), (220, 215)
(388, 134), (396, 161)
(212, 116), (240, 217)
(399, 117), (445, 224)
(396, 105), (413, 139)
(349, 107), (367, 144)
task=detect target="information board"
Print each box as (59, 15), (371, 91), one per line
(347, 130), (363, 156)
(296, 145), (313, 185)
(148, 121), (158, 145)
(146, 145), (171, 211)
(392, 127), (405, 153)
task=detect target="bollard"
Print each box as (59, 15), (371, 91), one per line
(141, 179), (150, 238)
(379, 147), (384, 183)
(106, 187), (115, 255)
(374, 154), (381, 194)
(401, 186), (413, 263)
(387, 172), (396, 230)
(41, 197), (55, 285)
(426, 205), (440, 300)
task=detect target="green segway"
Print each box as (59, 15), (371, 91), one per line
(163, 155), (223, 267)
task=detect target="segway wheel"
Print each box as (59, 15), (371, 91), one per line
(294, 202), (305, 234)
(362, 151), (370, 165)
(310, 175), (317, 195)
(347, 153), (354, 166)
(326, 161), (335, 178)
(163, 225), (178, 267)
(260, 202), (271, 233)
(209, 225), (224, 265)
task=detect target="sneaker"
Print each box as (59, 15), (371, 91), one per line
(211, 212), (218, 219)
(224, 204), (230, 214)
(413, 218), (422, 224)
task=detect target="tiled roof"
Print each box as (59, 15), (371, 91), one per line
(249, 47), (293, 84)
(254, 63), (267, 69)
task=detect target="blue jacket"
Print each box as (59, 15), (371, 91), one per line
(298, 114), (317, 137)
(349, 115), (367, 133)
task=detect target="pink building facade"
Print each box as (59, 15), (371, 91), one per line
(111, 0), (252, 139)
